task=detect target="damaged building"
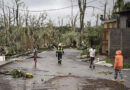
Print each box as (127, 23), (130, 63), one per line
(102, 10), (130, 59)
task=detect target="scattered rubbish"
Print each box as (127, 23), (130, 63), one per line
(98, 71), (113, 75)
(80, 55), (88, 59)
(15, 60), (23, 62)
(26, 73), (34, 78)
(96, 58), (100, 62)
(41, 78), (45, 81)
(68, 73), (72, 75)
(81, 58), (90, 62)
(95, 61), (113, 67)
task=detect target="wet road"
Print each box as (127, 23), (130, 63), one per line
(0, 49), (130, 90)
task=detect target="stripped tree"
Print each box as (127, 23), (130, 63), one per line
(78, 0), (87, 46)
(14, 0), (24, 26)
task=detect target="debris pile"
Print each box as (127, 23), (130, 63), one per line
(11, 69), (34, 78)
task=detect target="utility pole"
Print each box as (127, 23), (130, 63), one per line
(113, 0), (115, 7)
(104, 0), (107, 20)
(71, 0), (74, 31)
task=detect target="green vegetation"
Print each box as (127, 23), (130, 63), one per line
(11, 69), (26, 78)
(0, 25), (79, 55)
(1, 0), (129, 57)
(80, 50), (89, 56)
(105, 58), (114, 65)
(11, 69), (34, 78)
(98, 71), (113, 75)
(123, 63), (130, 69)
(112, 1), (130, 19)
(84, 22), (103, 47)
(104, 58), (130, 69)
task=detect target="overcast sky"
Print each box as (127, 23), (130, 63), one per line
(1, 0), (130, 26)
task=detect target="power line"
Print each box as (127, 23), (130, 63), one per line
(0, 0), (101, 13)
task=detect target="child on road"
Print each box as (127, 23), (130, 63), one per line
(112, 50), (124, 82)
(89, 46), (96, 69)
(34, 47), (38, 67)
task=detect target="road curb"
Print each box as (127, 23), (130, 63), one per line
(0, 51), (46, 67)
(0, 60), (14, 67)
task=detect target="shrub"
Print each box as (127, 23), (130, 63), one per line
(80, 50), (89, 56)
(105, 58), (114, 65)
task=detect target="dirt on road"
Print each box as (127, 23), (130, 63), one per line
(42, 75), (129, 90)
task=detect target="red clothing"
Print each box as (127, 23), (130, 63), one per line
(34, 57), (37, 62)
(114, 50), (123, 69)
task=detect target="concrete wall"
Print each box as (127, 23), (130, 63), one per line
(122, 29), (130, 58)
(120, 15), (127, 29)
(109, 29), (121, 58)
(109, 28), (130, 58)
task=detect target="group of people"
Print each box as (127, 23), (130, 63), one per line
(33, 44), (124, 82)
(89, 46), (124, 82)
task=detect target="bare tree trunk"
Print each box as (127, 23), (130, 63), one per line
(2, 0), (7, 27)
(1, 0), (8, 46)
(96, 14), (99, 27)
(71, 0), (74, 31)
(8, 7), (11, 28)
(73, 13), (78, 31)
(78, 0), (87, 46)
(12, 7), (16, 25)
(16, 5), (19, 26)
(25, 9), (29, 27)
(15, 0), (24, 26)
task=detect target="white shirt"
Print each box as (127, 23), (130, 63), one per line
(89, 48), (96, 57)
(34, 48), (37, 52)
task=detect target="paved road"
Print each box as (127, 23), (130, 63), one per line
(0, 49), (130, 90)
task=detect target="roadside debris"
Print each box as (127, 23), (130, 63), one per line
(0, 70), (11, 75)
(98, 71), (113, 75)
(11, 69), (25, 78)
(26, 73), (34, 78)
(80, 58), (90, 62)
(11, 69), (34, 78)
(41, 78), (45, 81)
(80, 55), (88, 59)
(95, 61), (113, 67)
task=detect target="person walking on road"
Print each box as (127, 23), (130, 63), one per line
(112, 50), (124, 82)
(89, 46), (96, 69)
(34, 46), (38, 67)
(56, 43), (64, 64)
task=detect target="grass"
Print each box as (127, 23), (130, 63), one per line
(123, 63), (130, 69)
(98, 71), (113, 75)
(77, 47), (84, 50)
(105, 58), (114, 65)
(104, 58), (130, 69)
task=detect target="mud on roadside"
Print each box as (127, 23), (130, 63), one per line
(42, 75), (130, 90)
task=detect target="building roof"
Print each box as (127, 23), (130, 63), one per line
(116, 9), (130, 15)
(104, 19), (117, 23)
